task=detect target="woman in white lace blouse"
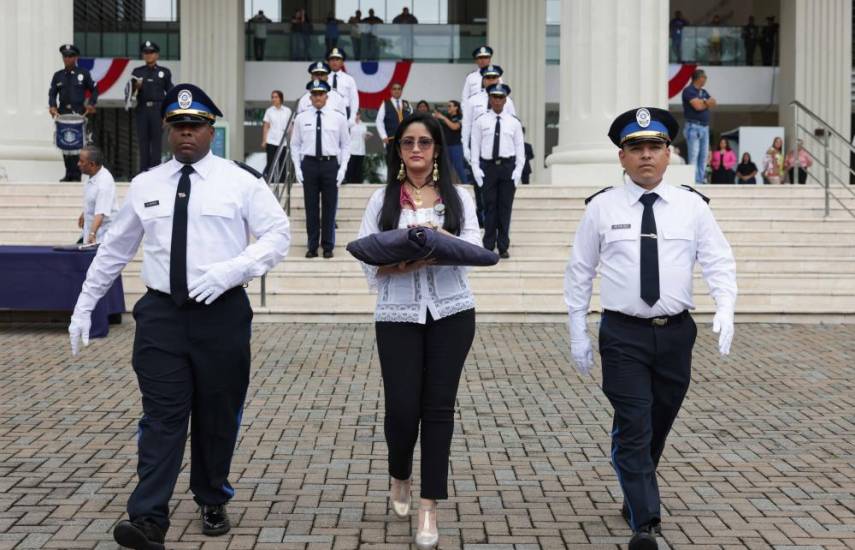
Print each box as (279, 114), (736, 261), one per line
(357, 113), (480, 549)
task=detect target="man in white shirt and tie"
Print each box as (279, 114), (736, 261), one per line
(461, 45), (494, 107)
(67, 84), (291, 550)
(295, 61), (349, 120)
(326, 47), (359, 125)
(290, 79), (351, 258)
(470, 83), (523, 258)
(461, 64), (516, 165)
(564, 107), (737, 550)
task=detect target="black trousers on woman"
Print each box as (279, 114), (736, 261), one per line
(264, 143), (285, 183)
(375, 308), (476, 499)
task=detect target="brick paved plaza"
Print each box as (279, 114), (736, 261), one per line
(1, 322), (854, 550)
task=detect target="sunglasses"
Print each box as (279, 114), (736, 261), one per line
(399, 137), (434, 151)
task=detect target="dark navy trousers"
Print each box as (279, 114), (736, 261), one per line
(480, 159), (516, 252)
(128, 287), (252, 533)
(301, 157), (339, 252)
(136, 105), (164, 173)
(598, 310), (696, 531)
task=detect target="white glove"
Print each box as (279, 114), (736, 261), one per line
(463, 147), (471, 163)
(568, 311), (595, 376)
(513, 176), (522, 188)
(295, 168), (304, 184)
(473, 167), (484, 187)
(68, 311), (92, 356)
(712, 308), (734, 356)
(188, 259), (248, 305)
(336, 167), (346, 187)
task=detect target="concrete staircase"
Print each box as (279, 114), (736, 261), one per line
(2, 181), (854, 322)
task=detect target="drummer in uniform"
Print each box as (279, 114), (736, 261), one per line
(49, 43), (98, 182)
(131, 40), (174, 173)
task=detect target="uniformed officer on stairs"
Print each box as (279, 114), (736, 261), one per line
(68, 83), (291, 550)
(131, 40), (173, 173)
(564, 107), (738, 550)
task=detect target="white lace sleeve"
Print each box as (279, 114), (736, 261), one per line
(357, 189), (387, 292)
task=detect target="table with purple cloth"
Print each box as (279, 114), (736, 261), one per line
(0, 245), (125, 338)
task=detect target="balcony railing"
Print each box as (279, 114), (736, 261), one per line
(670, 25), (777, 66)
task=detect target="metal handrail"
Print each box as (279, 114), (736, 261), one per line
(260, 109), (298, 308)
(789, 100), (855, 218)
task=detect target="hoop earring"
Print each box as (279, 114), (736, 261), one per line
(397, 163), (406, 181)
(432, 159), (439, 183)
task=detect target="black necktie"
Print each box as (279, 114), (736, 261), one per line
(315, 110), (322, 157)
(333, 73), (338, 89)
(639, 193), (660, 307)
(170, 164), (194, 305)
(492, 115), (501, 160)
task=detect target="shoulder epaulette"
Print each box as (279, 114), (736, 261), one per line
(680, 184), (710, 203)
(585, 186), (613, 205)
(234, 160), (263, 179)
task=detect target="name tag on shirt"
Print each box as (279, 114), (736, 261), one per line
(611, 223), (631, 230)
(144, 200), (160, 208)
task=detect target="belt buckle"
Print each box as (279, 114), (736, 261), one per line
(494, 159), (501, 165)
(652, 317), (668, 327)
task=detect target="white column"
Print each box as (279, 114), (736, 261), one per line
(180, 0), (245, 160)
(545, 0), (688, 185)
(0, 0), (73, 181)
(779, 0), (851, 182)
(487, 0), (546, 183)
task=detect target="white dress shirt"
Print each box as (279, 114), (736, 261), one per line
(375, 98), (411, 142)
(74, 151), (291, 311)
(462, 91), (516, 152)
(564, 180), (737, 319)
(289, 108), (351, 167)
(470, 109), (525, 181)
(82, 166), (118, 242)
(461, 69), (484, 105)
(296, 89), (349, 120)
(329, 69), (359, 124)
(349, 122), (369, 156)
(358, 186), (481, 324)
(263, 104), (293, 146)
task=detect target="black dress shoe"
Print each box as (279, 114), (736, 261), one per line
(621, 504), (662, 535)
(628, 527), (658, 550)
(305, 250), (318, 258)
(113, 519), (165, 550)
(201, 504), (231, 536)
(323, 250), (334, 259)
(499, 251), (510, 259)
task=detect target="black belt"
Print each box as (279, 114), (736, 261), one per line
(303, 155), (337, 162)
(603, 309), (689, 327)
(146, 286), (243, 305)
(481, 157), (515, 166)
(141, 101), (162, 108)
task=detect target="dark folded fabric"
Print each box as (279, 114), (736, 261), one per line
(347, 227), (499, 267)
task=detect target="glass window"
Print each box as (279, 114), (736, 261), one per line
(546, 0), (560, 24)
(144, 0), (177, 21)
(245, 0), (281, 22)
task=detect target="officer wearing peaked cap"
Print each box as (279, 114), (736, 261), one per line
(131, 40), (174, 173)
(470, 83), (524, 258)
(296, 61), (349, 120)
(461, 45), (494, 105)
(462, 64), (516, 165)
(326, 47), (359, 124)
(68, 83), (291, 550)
(49, 43), (98, 181)
(564, 107), (737, 550)
(290, 79), (350, 258)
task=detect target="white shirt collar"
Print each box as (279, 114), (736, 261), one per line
(86, 167), (105, 184)
(624, 178), (671, 206)
(166, 149), (215, 180)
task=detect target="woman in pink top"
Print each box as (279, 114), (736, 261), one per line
(710, 137), (737, 183)
(784, 139), (813, 184)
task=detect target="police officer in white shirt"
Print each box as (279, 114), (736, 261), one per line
(461, 45), (494, 106)
(290, 79), (350, 258)
(67, 83), (291, 550)
(461, 65), (516, 164)
(326, 47), (359, 124)
(296, 61), (349, 120)
(564, 107), (737, 550)
(470, 83), (523, 258)
(77, 145), (117, 244)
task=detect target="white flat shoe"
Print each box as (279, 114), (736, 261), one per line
(415, 506), (439, 549)
(390, 478), (411, 519)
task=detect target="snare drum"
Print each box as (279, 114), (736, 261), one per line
(54, 114), (87, 154)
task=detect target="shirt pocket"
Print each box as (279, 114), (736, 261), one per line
(201, 200), (239, 220)
(603, 228), (638, 262)
(659, 226), (696, 268)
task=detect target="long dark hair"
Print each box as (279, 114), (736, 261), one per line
(379, 113), (464, 234)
